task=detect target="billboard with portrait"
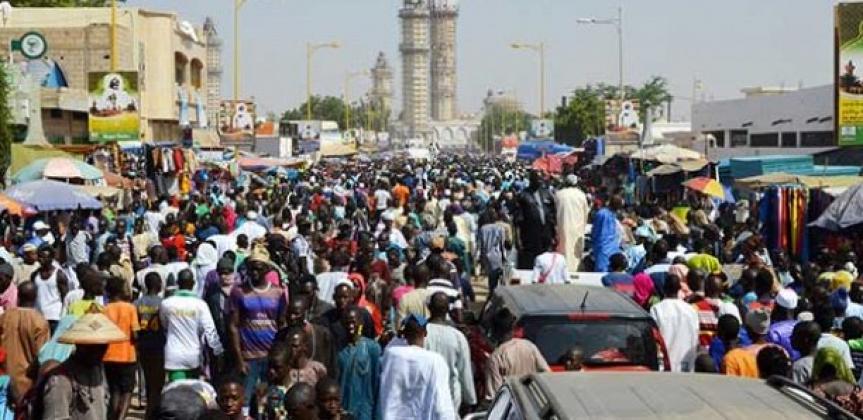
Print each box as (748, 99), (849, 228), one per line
(219, 100), (257, 138)
(88, 72), (140, 142)
(837, 2), (863, 146)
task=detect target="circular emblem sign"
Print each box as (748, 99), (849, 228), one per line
(20, 32), (47, 60)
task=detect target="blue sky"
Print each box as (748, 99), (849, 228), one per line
(127, 0), (834, 119)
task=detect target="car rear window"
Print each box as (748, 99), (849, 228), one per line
(521, 317), (659, 369)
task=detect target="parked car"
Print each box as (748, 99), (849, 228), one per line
(466, 284), (669, 400)
(467, 372), (855, 420)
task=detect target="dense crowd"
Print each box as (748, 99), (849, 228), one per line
(0, 153), (863, 419)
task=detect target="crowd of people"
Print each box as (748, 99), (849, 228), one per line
(0, 152), (862, 418)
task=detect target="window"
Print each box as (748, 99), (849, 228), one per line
(49, 109), (63, 119)
(730, 130), (748, 147)
(190, 59), (204, 89)
(750, 133), (778, 147)
(801, 131), (835, 147)
(705, 131), (725, 148)
(487, 388), (514, 420)
(781, 132), (797, 147)
(175, 52), (189, 85)
(522, 318), (659, 369)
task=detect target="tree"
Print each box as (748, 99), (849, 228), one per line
(0, 63), (12, 188)
(477, 103), (532, 151)
(553, 85), (606, 146)
(11, 0), (112, 6)
(632, 76), (672, 123)
(280, 95), (366, 131)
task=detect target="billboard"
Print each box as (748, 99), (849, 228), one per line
(837, 2), (863, 146)
(529, 119), (554, 139)
(88, 72), (140, 142)
(604, 99), (640, 133)
(218, 100), (257, 137)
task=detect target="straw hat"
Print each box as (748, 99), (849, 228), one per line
(59, 313), (127, 345)
(248, 244), (271, 264)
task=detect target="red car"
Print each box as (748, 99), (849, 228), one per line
(466, 284), (670, 399)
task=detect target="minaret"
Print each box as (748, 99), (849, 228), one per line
(203, 17), (222, 130)
(370, 52), (393, 117)
(430, 0), (458, 121)
(399, 0), (431, 139)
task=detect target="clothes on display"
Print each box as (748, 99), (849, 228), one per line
(758, 186), (814, 262)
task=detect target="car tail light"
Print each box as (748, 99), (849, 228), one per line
(652, 326), (671, 371)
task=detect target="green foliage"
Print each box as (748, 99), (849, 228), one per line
(0, 64), (12, 187)
(281, 95), (372, 131)
(553, 76), (672, 146)
(11, 0), (113, 6)
(477, 103), (532, 151)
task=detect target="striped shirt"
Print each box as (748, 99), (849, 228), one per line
(229, 283), (286, 360)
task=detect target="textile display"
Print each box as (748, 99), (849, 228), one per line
(759, 186), (810, 261)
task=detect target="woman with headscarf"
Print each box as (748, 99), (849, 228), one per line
(348, 273), (383, 335)
(632, 273), (657, 310)
(811, 347), (857, 396)
(192, 241), (219, 297)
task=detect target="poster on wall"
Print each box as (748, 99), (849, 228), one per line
(218, 100), (257, 139)
(88, 72), (140, 142)
(837, 2), (863, 146)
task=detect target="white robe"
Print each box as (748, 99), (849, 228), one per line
(379, 345), (456, 420)
(555, 187), (589, 272)
(650, 299), (699, 372)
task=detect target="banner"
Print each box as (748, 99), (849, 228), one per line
(218, 100), (256, 138)
(837, 2), (863, 146)
(88, 72), (140, 142)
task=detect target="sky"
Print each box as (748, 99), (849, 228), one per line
(127, 0), (835, 120)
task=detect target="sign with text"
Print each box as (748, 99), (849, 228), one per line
(837, 2), (863, 145)
(88, 72), (140, 142)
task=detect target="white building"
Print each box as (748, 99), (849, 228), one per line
(692, 85), (834, 150)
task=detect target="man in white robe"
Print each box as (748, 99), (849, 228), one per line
(555, 175), (590, 272)
(379, 314), (455, 420)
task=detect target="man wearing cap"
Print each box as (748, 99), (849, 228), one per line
(14, 243), (39, 286)
(0, 281), (47, 400)
(232, 211), (267, 243)
(28, 220), (54, 249)
(555, 174), (589, 272)
(723, 308), (773, 378)
(379, 314), (456, 420)
(37, 313), (127, 420)
(767, 288), (801, 359)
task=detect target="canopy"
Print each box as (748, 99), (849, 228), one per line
(101, 170), (133, 189)
(0, 193), (36, 216)
(12, 157), (103, 184)
(631, 144), (703, 164)
(9, 144), (79, 176)
(811, 183), (863, 231)
(646, 159), (709, 177)
(79, 185), (122, 199)
(5, 180), (102, 211)
(736, 172), (863, 190)
(237, 156), (304, 171)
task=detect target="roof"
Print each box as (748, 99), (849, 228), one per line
(494, 284), (647, 319)
(514, 372), (833, 420)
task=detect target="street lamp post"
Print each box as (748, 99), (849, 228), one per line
(344, 70), (369, 132)
(306, 41), (340, 121)
(577, 6), (624, 100)
(511, 42), (545, 117)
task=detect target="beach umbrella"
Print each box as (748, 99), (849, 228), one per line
(0, 193), (36, 216)
(12, 157), (103, 183)
(682, 177), (725, 199)
(810, 183), (863, 231)
(5, 180), (102, 211)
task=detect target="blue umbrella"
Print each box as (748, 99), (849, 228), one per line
(4, 180), (102, 211)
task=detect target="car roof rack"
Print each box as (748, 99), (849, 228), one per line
(765, 375), (858, 419)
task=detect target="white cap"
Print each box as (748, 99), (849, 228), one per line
(32, 221), (49, 230)
(246, 211), (258, 220)
(566, 174), (579, 186)
(776, 288), (799, 310)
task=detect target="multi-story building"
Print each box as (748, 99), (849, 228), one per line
(399, 0), (431, 139)
(429, 0), (458, 121)
(369, 51), (393, 121)
(0, 7), (214, 144)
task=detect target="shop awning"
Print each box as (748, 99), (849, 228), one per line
(736, 172), (863, 190)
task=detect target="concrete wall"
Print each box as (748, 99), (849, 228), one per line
(0, 7), (211, 143)
(692, 85), (834, 148)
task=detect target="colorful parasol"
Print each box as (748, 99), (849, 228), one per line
(5, 180), (102, 211)
(12, 157), (103, 183)
(0, 193), (36, 216)
(682, 177), (725, 199)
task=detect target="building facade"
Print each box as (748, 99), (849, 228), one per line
(0, 7), (213, 144)
(369, 52), (393, 119)
(399, 0), (431, 139)
(203, 17), (222, 131)
(429, 0), (458, 121)
(692, 85), (834, 150)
